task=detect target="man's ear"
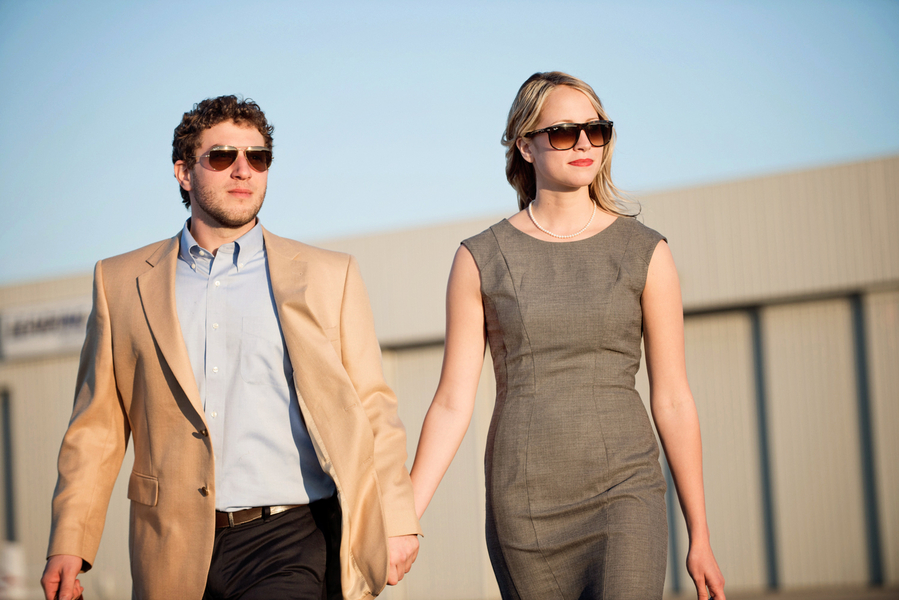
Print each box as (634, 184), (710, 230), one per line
(174, 161), (192, 193)
(516, 137), (535, 164)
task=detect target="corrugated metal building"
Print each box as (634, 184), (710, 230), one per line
(1, 155), (896, 599)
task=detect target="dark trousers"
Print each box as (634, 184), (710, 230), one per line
(204, 496), (342, 600)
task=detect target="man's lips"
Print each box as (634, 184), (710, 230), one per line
(229, 188), (252, 196)
(569, 159), (594, 167)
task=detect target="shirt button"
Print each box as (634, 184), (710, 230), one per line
(211, 411), (218, 418)
(190, 264), (196, 270)
(214, 281), (221, 287)
(212, 323), (219, 329)
(212, 366), (219, 373)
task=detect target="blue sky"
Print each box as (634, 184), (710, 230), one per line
(1, 0), (897, 284)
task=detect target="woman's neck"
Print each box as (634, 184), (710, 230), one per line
(529, 190), (596, 231)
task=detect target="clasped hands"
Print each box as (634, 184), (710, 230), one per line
(388, 534), (420, 585)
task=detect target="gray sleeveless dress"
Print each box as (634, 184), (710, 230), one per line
(462, 217), (669, 600)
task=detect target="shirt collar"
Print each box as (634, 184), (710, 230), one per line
(178, 219), (265, 270)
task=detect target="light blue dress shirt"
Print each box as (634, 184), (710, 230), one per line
(175, 221), (335, 511)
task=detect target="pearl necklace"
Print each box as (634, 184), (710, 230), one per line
(527, 201), (596, 239)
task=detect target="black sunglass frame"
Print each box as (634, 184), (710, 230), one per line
(196, 146), (273, 172)
(523, 120), (613, 151)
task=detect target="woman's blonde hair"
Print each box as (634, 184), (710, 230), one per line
(502, 71), (636, 215)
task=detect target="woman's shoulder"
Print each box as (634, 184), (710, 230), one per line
(461, 219), (509, 247)
(460, 219), (511, 265)
(618, 216), (667, 240)
(615, 216), (667, 267)
(617, 215), (666, 243)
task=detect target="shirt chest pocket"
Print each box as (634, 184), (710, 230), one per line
(239, 316), (292, 389)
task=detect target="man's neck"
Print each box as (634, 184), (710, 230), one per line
(188, 216), (257, 256)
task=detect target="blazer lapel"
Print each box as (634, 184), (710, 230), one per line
(137, 235), (204, 418)
(264, 229), (344, 415)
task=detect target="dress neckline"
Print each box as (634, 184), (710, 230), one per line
(498, 215), (622, 245)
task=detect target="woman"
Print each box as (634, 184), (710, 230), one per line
(410, 72), (725, 600)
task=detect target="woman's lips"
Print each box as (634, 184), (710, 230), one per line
(569, 159), (594, 167)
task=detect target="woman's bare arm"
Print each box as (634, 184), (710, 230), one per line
(643, 241), (726, 600)
(410, 246), (487, 518)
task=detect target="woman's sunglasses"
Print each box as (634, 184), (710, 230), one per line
(523, 120), (613, 151)
(196, 146), (273, 172)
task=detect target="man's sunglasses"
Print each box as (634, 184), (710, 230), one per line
(523, 120), (613, 151)
(196, 146), (273, 172)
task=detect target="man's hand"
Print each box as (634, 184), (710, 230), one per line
(40, 554), (84, 600)
(386, 534), (419, 585)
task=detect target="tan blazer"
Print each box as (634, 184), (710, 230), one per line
(48, 228), (422, 600)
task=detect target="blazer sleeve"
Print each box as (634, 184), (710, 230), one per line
(338, 256), (422, 538)
(47, 259), (131, 568)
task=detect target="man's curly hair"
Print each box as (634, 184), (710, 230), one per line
(172, 95), (274, 208)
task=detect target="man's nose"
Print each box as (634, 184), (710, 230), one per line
(231, 150), (253, 178)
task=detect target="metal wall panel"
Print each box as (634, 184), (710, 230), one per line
(381, 345), (500, 600)
(639, 156), (899, 311)
(636, 312), (766, 593)
(0, 355), (134, 598)
(316, 156), (898, 345)
(683, 313), (766, 590)
(318, 217), (498, 346)
(763, 299), (868, 587)
(0, 273), (92, 308)
(866, 290), (899, 584)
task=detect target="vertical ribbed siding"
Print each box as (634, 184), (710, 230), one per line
(682, 313), (767, 589)
(640, 156), (899, 311)
(319, 217), (499, 346)
(763, 300), (868, 587)
(645, 312), (768, 592)
(866, 290), (899, 585)
(0, 355), (133, 595)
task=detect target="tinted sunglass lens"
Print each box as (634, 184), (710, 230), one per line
(586, 123), (611, 147)
(549, 127), (579, 150)
(207, 149), (238, 170)
(246, 150), (271, 172)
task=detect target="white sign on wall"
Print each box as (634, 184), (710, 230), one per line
(0, 297), (92, 360)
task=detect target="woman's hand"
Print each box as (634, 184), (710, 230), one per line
(686, 540), (725, 600)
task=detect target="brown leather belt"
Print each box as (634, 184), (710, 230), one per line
(215, 504), (303, 528)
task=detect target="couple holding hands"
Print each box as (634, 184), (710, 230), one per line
(42, 72), (724, 600)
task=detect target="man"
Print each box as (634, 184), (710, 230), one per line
(41, 96), (421, 600)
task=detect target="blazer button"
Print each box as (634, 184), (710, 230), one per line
(200, 428), (209, 437)
(200, 486), (209, 496)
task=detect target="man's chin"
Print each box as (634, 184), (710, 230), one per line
(208, 205), (262, 229)
(214, 214), (259, 229)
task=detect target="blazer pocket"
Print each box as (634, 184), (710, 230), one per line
(127, 472), (159, 507)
